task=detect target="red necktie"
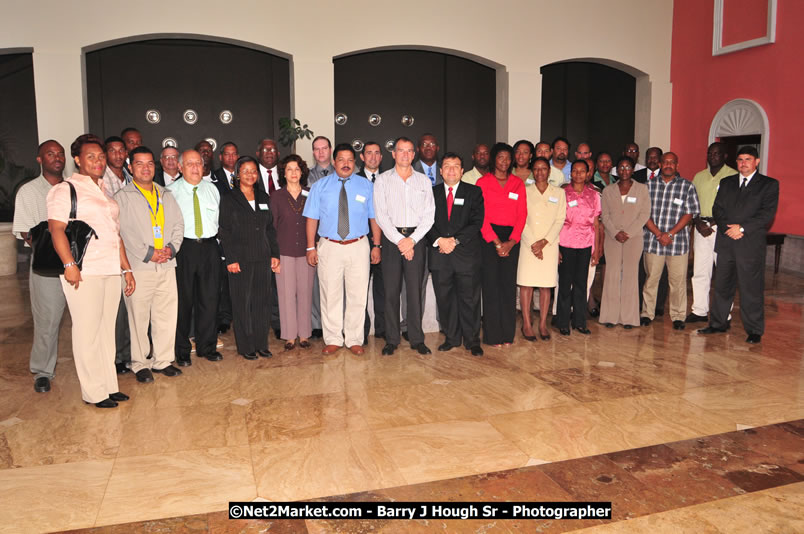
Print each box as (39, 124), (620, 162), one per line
(267, 169), (276, 193)
(447, 186), (454, 220)
(649, 171), (655, 180)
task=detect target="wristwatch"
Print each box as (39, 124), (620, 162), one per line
(372, 243), (382, 248)
(454, 237), (461, 246)
(740, 226), (745, 233)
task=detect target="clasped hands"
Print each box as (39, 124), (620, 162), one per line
(228, 257), (281, 274)
(725, 224), (744, 240)
(397, 236), (415, 261)
(149, 247), (173, 264)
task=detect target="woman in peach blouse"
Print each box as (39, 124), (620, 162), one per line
(47, 134), (136, 408)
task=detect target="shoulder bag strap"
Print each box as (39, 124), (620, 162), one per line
(68, 181), (77, 220)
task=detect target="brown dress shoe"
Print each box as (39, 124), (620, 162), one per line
(349, 345), (364, 355)
(322, 344), (341, 354)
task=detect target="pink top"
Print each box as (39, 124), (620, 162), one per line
(559, 184), (600, 249)
(477, 173), (528, 243)
(47, 173), (121, 276)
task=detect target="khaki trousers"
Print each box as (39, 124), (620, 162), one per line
(317, 237), (370, 347)
(60, 275), (120, 403)
(642, 253), (688, 322)
(124, 269), (178, 372)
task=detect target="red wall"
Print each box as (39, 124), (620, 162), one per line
(671, 0), (804, 234)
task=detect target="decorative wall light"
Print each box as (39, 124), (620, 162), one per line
(162, 137), (177, 148)
(205, 138), (217, 151)
(219, 110), (233, 124)
(368, 114), (382, 126)
(183, 109), (198, 125)
(145, 109), (161, 124)
(384, 139), (395, 152)
(335, 112), (348, 126)
(351, 139), (364, 152)
(401, 114), (415, 127)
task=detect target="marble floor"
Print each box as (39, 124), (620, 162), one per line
(0, 265), (802, 533)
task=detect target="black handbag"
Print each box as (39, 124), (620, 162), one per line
(29, 181), (98, 276)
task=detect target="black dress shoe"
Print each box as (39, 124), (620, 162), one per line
(153, 365), (182, 377)
(242, 352), (258, 360)
(685, 313), (708, 323)
(623, 324), (634, 330)
(115, 362), (131, 374)
(698, 326), (728, 334)
(438, 342), (457, 352)
(402, 331), (409, 341)
(34, 377), (51, 393)
(176, 356), (192, 367)
(381, 343), (397, 356)
(258, 349), (273, 358)
(589, 308), (600, 318)
(274, 329), (281, 339)
(413, 343), (432, 355)
(604, 323), (615, 329)
(520, 328), (537, 341)
(746, 334), (762, 344)
(86, 398), (118, 408)
(672, 320), (686, 330)
(470, 346), (484, 357)
(199, 352), (223, 362)
(559, 328), (570, 336)
(217, 323), (230, 334)
(311, 329), (323, 339)
(109, 392), (129, 402)
(640, 317), (652, 326)
(574, 326), (591, 335)
(135, 369), (154, 383)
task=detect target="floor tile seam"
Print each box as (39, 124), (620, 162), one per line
(91, 449), (119, 527)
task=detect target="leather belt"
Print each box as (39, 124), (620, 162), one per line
(324, 236), (364, 245)
(184, 237), (217, 244)
(396, 226), (416, 236)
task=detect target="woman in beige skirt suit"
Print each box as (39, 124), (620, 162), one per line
(599, 156), (651, 328)
(517, 157), (566, 340)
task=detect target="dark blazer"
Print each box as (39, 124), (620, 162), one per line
(632, 168), (660, 184)
(713, 172), (779, 255)
(211, 168), (235, 196)
(154, 168), (182, 187)
(413, 160), (443, 186)
(218, 187), (280, 265)
(425, 182), (484, 272)
(357, 168), (380, 182)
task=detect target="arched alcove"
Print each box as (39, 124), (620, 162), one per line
(709, 98), (769, 172)
(83, 35), (292, 154)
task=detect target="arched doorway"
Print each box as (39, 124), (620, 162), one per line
(333, 48), (500, 167)
(709, 98), (769, 172)
(84, 36), (291, 155)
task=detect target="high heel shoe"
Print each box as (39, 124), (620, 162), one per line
(539, 327), (551, 340)
(520, 327), (537, 342)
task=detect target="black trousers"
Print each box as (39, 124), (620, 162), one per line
(364, 261), (385, 341)
(175, 239), (220, 358)
(382, 234), (426, 346)
(558, 246), (592, 330)
(228, 261), (271, 354)
(114, 294), (131, 364)
(710, 246), (765, 335)
(217, 254), (233, 327)
(481, 225), (520, 345)
(432, 264), (481, 348)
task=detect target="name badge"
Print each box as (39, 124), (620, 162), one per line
(301, 190), (309, 197)
(508, 192), (519, 201)
(568, 200), (578, 207)
(673, 198), (683, 206)
(626, 196), (637, 204)
(153, 226), (163, 239)
(259, 203), (269, 210)
(548, 196), (559, 204)
(355, 194), (366, 203)
(526, 179), (535, 185)
(454, 198), (465, 206)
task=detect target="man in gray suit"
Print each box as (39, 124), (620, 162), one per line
(413, 133), (443, 186)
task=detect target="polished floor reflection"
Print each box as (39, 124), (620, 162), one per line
(0, 266), (801, 533)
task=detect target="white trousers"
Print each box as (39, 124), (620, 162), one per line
(691, 225), (717, 316)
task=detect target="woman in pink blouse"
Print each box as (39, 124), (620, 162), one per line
(477, 142), (527, 347)
(47, 134), (136, 408)
(557, 160), (601, 336)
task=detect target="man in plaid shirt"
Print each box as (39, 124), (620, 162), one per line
(640, 152), (700, 329)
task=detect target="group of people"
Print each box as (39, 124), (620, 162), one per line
(12, 128), (779, 408)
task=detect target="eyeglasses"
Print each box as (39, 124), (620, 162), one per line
(260, 148), (278, 154)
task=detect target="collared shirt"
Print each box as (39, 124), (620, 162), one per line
(644, 175), (700, 256)
(442, 181), (460, 197)
(373, 167), (435, 244)
(592, 171), (617, 191)
(162, 171), (182, 186)
(259, 164), (280, 193)
(132, 181), (166, 249)
(12, 175), (59, 242)
(692, 164), (736, 217)
(477, 173), (527, 243)
(461, 167), (484, 185)
(738, 170), (757, 188)
(549, 160), (571, 183)
(166, 178), (220, 239)
(420, 161), (438, 185)
(202, 172), (212, 183)
(309, 163), (335, 186)
(362, 168), (379, 183)
(303, 173), (375, 240)
(559, 184), (601, 249)
(548, 165), (567, 187)
(102, 166), (129, 198)
(46, 173), (121, 276)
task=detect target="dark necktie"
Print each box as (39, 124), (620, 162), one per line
(447, 186), (454, 220)
(337, 178), (349, 239)
(428, 167), (435, 185)
(267, 169), (276, 194)
(322, 169), (329, 177)
(740, 177), (748, 190)
(371, 173), (376, 183)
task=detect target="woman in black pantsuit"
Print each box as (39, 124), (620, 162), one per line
(218, 156), (280, 359)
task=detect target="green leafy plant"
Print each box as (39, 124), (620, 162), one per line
(278, 118), (314, 148)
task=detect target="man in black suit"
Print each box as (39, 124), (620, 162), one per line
(412, 133), (443, 186)
(633, 147), (662, 184)
(426, 152), (484, 356)
(699, 146), (779, 343)
(358, 141), (386, 343)
(155, 146), (182, 187)
(211, 142), (238, 196)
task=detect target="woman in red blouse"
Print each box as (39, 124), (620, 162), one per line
(477, 143), (527, 346)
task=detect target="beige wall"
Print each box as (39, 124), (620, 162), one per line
(1, 0), (673, 163)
